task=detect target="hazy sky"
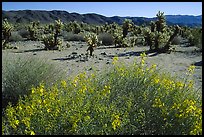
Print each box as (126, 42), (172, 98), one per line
(2, 2), (202, 17)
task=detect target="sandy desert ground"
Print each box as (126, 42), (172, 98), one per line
(2, 40), (202, 92)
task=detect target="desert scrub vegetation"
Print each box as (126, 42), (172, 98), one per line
(2, 54), (66, 110)
(9, 31), (24, 42)
(2, 53), (201, 135)
(98, 32), (114, 46)
(62, 31), (85, 42)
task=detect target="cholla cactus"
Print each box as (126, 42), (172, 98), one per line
(27, 21), (39, 41)
(2, 19), (13, 49)
(42, 19), (63, 50)
(130, 36), (138, 47)
(150, 21), (156, 32)
(163, 25), (181, 52)
(122, 19), (133, 38)
(44, 24), (54, 34)
(143, 28), (155, 50)
(143, 11), (181, 53)
(72, 21), (81, 34)
(113, 30), (123, 47)
(84, 32), (99, 56)
(155, 11), (166, 33)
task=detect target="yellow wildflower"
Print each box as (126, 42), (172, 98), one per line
(112, 56), (119, 65)
(112, 114), (121, 130)
(15, 120), (19, 126)
(30, 131), (35, 135)
(84, 115), (90, 121)
(61, 80), (67, 88)
(47, 109), (51, 113)
(140, 52), (147, 58)
(187, 65), (195, 75)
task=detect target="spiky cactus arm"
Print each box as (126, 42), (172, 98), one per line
(53, 19), (63, 49)
(150, 21), (156, 32)
(2, 19), (13, 48)
(27, 21), (40, 41)
(122, 19), (133, 38)
(155, 11), (166, 33)
(161, 25), (180, 52)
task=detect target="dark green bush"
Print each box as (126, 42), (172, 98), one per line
(98, 32), (114, 46)
(171, 36), (182, 45)
(62, 32), (85, 42)
(10, 32), (24, 42)
(188, 28), (202, 50)
(18, 29), (30, 39)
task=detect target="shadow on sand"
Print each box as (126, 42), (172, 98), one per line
(14, 48), (46, 53)
(194, 60), (202, 66)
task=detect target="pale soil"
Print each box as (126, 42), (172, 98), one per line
(2, 40), (202, 92)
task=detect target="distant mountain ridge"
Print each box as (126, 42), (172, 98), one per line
(2, 10), (202, 27)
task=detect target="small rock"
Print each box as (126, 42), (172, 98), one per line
(106, 61), (110, 64)
(101, 52), (107, 55)
(72, 52), (78, 55)
(99, 58), (103, 60)
(33, 53), (37, 55)
(76, 48), (78, 50)
(80, 57), (86, 62)
(13, 46), (19, 49)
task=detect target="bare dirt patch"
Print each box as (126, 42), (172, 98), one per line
(2, 41), (202, 91)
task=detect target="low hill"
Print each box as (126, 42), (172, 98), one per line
(2, 10), (202, 27)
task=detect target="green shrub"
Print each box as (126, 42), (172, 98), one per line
(98, 33), (114, 46)
(62, 32), (85, 42)
(2, 55), (66, 109)
(10, 32), (24, 42)
(2, 54), (202, 135)
(188, 28), (202, 50)
(171, 36), (182, 45)
(17, 29), (30, 39)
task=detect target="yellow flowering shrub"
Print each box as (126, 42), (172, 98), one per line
(2, 53), (201, 135)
